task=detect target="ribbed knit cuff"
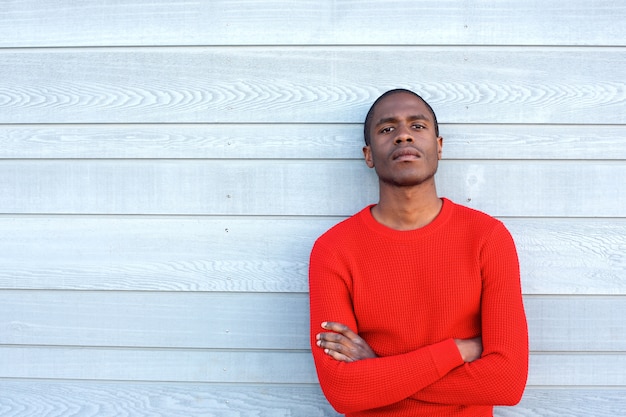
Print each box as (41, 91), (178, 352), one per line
(428, 338), (465, 377)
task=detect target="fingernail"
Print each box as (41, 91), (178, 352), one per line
(321, 322), (327, 328)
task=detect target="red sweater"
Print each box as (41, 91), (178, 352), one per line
(309, 198), (528, 416)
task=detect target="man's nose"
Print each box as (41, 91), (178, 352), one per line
(394, 127), (413, 144)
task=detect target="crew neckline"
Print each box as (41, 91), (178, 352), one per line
(359, 197), (454, 240)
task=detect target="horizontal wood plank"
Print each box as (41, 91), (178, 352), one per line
(0, 216), (318, 293)
(1, 124), (625, 160)
(0, 346), (315, 383)
(0, 216), (624, 295)
(0, 381), (339, 416)
(501, 389), (626, 417)
(2, 0), (624, 412)
(1, 0), (624, 47)
(1, 48), (624, 124)
(525, 296), (626, 351)
(1, 292), (624, 352)
(0, 160), (624, 217)
(512, 218), (626, 295)
(0, 347), (623, 386)
(0, 292), (310, 350)
(1, 381), (623, 417)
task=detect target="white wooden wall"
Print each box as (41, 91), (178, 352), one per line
(1, 1), (625, 415)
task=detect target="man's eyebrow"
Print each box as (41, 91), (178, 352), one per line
(410, 114), (431, 121)
(375, 114), (431, 126)
(374, 116), (399, 127)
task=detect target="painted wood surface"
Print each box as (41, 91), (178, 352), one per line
(1, 1), (624, 416)
(1, 0), (624, 47)
(1, 292), (625, 352)
(1, 217), (624, 294)
(1, 124), (625, 160)
(1, 346), (625, 386)
(1, 381), (624, 417)
(0, 160), (624, 217)
(1, 49), (624, 124)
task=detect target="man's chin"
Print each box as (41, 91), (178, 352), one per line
(379, 173), (437, 188)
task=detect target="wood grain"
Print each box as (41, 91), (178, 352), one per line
(0, 346), (316, 383)
(1, 381), (623, 417)
(0, 381), (342, 417)
(1, 0), (623, 47)
(1, 124), (624, 160)
(1, 0), (624, 414)
(501, 389), (626, 417)
(1, 291), (624, 352)
(0, 160), (624, 217)
(0, 381), (339, 416)
(0, 346), (624, 386)
(1, 48), (624, 124)
(0, 217), (624, 295)
(512, 219), (626, 295)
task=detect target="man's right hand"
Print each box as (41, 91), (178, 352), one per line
(316, 322), (377, 362)
(455, 337), (483, 362)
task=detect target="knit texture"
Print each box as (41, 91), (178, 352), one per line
(309, 198), (528, 416)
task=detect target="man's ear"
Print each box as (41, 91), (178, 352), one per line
(363, 145), (374, 168)
(437, 136), (444, 160)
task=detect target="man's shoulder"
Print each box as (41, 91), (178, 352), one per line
(446, 199), (505, 230)
(314, 206), (370, 244)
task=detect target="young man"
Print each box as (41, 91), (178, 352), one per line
(308, 89), (529, 416)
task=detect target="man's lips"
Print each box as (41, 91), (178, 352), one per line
(391, 147), (421, 161)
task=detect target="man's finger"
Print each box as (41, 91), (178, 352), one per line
(321, 321), (359, 339)
(317, 331), (350, 343)
(324, 348), (354, 363)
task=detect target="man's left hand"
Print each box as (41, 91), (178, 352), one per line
(316, 321), (377, 362)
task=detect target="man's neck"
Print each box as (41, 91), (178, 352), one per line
(371, 185), (442, 231)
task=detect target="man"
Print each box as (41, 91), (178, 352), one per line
(308, 89), (529, 416)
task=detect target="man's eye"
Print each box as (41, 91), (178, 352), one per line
(380, 127), (394, 134)
(412, 124), (425, 129)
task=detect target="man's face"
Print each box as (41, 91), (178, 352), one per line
(363, 92), (443, 188)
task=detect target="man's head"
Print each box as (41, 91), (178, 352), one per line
(362, 89), (443, 189)
(364, 89), (439, 145)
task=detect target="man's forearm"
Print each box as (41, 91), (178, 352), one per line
(312, 336), (464, 413)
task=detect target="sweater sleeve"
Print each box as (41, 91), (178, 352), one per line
(308, 239), (465, 414)
(411, 221), (529, 405)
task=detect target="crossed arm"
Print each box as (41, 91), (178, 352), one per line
(316, 321), (483, 363)
(309, 223), (528, 412)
